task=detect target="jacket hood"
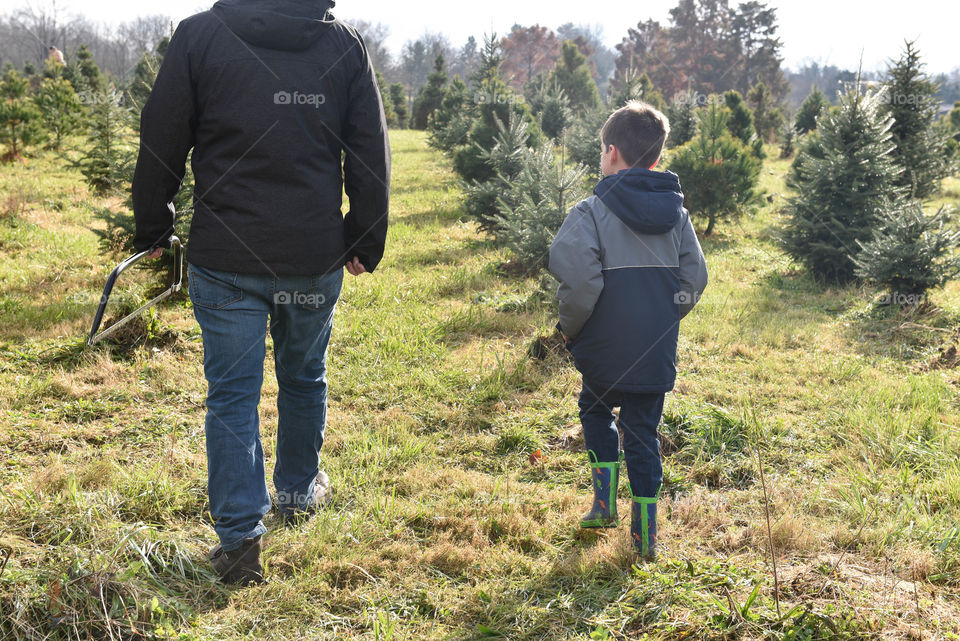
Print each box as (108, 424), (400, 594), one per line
(593, 168), (685, 235)
(211, 0), (335, 51)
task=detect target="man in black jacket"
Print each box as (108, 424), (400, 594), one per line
(131, 0), (389, 586)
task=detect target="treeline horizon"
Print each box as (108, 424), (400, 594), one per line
(2, 0), (959, 112)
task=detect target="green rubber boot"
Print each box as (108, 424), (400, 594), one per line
(630, 484), (661, 561)
(579, 451), (619, 528)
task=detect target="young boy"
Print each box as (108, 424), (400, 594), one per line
(548, 101), (708, 560)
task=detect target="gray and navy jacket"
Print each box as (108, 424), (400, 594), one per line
(548, 168), (708, 394)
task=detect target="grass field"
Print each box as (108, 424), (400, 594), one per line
(2, 130), (960, 640)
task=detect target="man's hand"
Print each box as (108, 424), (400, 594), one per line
(147, 247), (163, 259)
(345, 256), (367, 276)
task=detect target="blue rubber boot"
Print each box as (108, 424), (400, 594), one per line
(580, 451), (619, 528)
(631, 485), (661, 561)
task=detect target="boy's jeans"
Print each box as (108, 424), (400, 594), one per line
(188, 262), (343, 551)
(578, 385), (664, 498)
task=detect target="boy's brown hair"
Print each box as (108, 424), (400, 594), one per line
(600, 101), (670, 169)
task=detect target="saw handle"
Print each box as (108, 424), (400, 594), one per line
(87, 236), (183, 347)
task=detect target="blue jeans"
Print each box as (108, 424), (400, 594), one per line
(188, 262), (343, 551)
(578, 384), (664, 499)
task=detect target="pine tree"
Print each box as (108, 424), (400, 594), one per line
(33, 75), (83, 150)
(389, 84), (408, 128)
(494, 143), (588, 271)
(472, 32), (504, 86)
(452, 35), (542, 184)
(794, 86), (828, 134)
(524, 74), (570, 141)
(853, 203), (960, 302)
(668, 102), (762, 235)
(778, 120), (795, 158)
(665, 91), (697, 148)
(608, 66), (664, 111)
(79, 85), (134, 194)
(723, 90), (757, 145)
(948, 102), (960, 140)
(72, 44), (104, 93)
(0, 68), (41, 159)
(883, 40), (952, 199)
(462, 112), (532, 232)
(782, 85), (905, 282)
(564, 105), (606, 171)
(548, 41), (599, 114)
(428, 76), (471, 152)
(412, 53), (448, 129)
(374, 70), (397, 127)
(747, 80), (784, 143)
(127, 49), (163, 113)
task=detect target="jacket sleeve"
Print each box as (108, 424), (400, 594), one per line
(131, 22), (197, 252)
(676, 210), (708, 319)
(548, 203), (604, 339)
(341, 33), (391, 273)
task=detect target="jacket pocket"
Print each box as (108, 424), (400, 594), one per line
(189, 265), (242, 309)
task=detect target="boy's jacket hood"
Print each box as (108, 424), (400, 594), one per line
(211, 0), (335, 51)
(593, 168), (685, 235)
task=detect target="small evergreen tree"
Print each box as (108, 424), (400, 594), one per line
(462, 112), (532, 232)
(525, 74), (570, 141)
(795, 86), (828, 134)
(782, 85), (905, 281)
(428, 76), (471, 152)
(373, 70), (397, 127)
(948, 102), (960, 140)
(853, 203), (960, 302)
(665, 91), (697, 148)
(668, 102), (762, 235)
(723, 90), (757, 146)
(778, 120), (795, 158)
(548, 41), (599, 114)
(412, 53), (448, 130)
(127, 49), (163, 113)
(79, 85), (134, 194)
(451, 35), (542, 184)
(636, 72), (665, 111)
(33, 74), (83, 150)
(747, 80), (783, 143)
(0, 68), (41, 159)
(608, 66), (664, 111)
(494, 144), (588, 271)
(883, 40), (952, 199)
(72, 44), (104, 93)
(389, 84), (408, 128)
(564, 105), (606, 171)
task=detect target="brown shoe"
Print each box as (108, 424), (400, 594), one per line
(209, 536), (264, 586)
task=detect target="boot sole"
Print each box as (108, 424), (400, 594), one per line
(579, 518), (619, 528)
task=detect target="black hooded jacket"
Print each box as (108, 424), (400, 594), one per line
(131, 0), (390, 275)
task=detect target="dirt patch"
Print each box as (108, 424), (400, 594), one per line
(778, 553), (960, 637)
(547, 423), (584, 452)
(528, 330), (572, 361)
(927, 337), (960, 371)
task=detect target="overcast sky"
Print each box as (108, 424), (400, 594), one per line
(2, 0), (957, 73)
